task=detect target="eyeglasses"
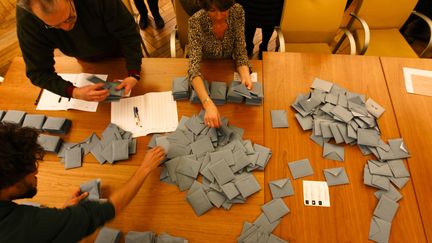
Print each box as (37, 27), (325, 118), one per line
(44, 0), (77, 29)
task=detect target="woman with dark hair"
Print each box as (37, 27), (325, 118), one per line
(237, 0), (284, 59)
(187, 0), (252, 128)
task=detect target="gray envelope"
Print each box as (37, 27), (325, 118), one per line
(22, 114), (46, 130)
(125, 231), (155, 243)
(210, 149), (235, 166)
(233, 82), (252, 99)
(271, 110), (289, 128)
(368, 160), (392, 177)
(42, 117), (71, 134)
(389, 176), (410, 190)
(186, 186), (213, 216)
(91, 143), (106, 164)
(267, 234), (288, 243)
(155, 136), (170, 154)
(311, 78), (333, 92)
(329, 123), (344, 144)
(320, 122), (333, 139)
(95, 227), (121, 243)
(253, 144), (272, 169)
(322, 142), (344, 162)
(37, 134), (62, 153)
(310, 133), (329, 147)
(269, 178), (294, 199)
(65, 146), (82, 169)
(323, 167), (349, 186)
(357, 128), (380, 147)
(374, 184), (403, 202)
(288, 158), (314, 179)
(261, 198), (290, 223)
(366, 98), (385, 118)
(190, 136), (214, 155)
(369, 216), (391, 243)
(172, 77), (189, 92)
(209, 159), (235, 185)
(210, 81), (227, 100)
(387, 159), (410, 178)
(325, 93), (338, 105)
(371, 174), (390, 191)
(2, 110), (26, 125)
(235, 174), (261, 198)
(294, 113), (313, 130)
(253, 213), (281, 234)
(221, 182), (240, 200)
(80, 178), (101, 201)
(156, 232), (188, 243)
(112, 139), (129, 161)
(373, 195), (399, 222)
(298, 96), (321, 112)
(331, 105), (353, 122)
(206, 190), (226, 208)
(147, 134), (161, 148)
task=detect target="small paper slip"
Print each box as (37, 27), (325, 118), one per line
(403, 67), (432, 97)
(303, 180), (330, 207)
(111, 91), (178, 138)
(36, 73), (107, 112)
(234, 72), (258, 82)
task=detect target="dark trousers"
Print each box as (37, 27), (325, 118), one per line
(133, 0), (161, 18)
(244, 22), (275, 55)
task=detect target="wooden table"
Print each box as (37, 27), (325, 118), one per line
(0, 57), (264, 243)
(380, 56), (432, 242)
(262, 52), (426, 242)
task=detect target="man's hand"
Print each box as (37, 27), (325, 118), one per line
(116, 76), (138, 95)
(140, 146), (166, 172)
(72, 83), (109, 101)
(63, 188), (89, 208)
(203, 101), (221, 128)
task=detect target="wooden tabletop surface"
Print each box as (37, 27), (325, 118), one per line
(262, 52), (426, 243)
(0, 57), (265, 243)
(380, 56), (432, 242)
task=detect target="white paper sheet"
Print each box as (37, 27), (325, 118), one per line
(36, 73), (107, 112)
(303, 180), (330, 207)
(111, 91), (178, 138)
(403, 67), (432, 96)
(233, 72), (258, 83)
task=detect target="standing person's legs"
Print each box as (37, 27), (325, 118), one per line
(258, 26), (275, 59)
(133, 0), (149, 29)
(147, 0), (165, 29)
(244, 21), (257, 57)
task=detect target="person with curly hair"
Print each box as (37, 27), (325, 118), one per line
(0, 122), (165, 242)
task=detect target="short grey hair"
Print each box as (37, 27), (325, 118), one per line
(17, 0), (59, 14)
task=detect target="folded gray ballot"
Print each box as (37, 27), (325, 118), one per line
(1, 110), (26, 125)
(42, 117), (71, 134)
(80, 178), (101, 201)
(172, 77), (190, 100)
(210, 81), (227, 105)
(125, 231), (155, 243)
(22, 114), (46, 130)
(95, 227), (121, 243)
(37, 134), (62, 153)
(87, 75), (124, 102)
(227, 81), (245, 103)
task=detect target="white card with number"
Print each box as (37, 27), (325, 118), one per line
(303, 180), (330, 207)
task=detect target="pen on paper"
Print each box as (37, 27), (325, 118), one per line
(58, 97), (62, 103)
(133, 106), (142, 128)
(34, 89), (43, 106)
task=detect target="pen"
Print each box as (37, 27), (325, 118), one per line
(34, 89), (43, 106)
(58, 97), (62, 103)
(133, 106), (142, 127)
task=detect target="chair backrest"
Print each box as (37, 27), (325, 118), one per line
(280, 0), (348, 43)
(352, 0), (418, 29)
(121, 0), (135, 15)
(173, 0), (193, 49)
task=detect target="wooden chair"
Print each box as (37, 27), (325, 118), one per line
(346, 0), (432, 57)
(170, 0), (193, 57)
(121, 0), (150, 57)
(276, 0), (356, 55)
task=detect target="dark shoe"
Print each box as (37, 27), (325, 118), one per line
(139, 16), (148, 30)
(154, 16), (165, 29)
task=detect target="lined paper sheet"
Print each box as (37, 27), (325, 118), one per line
(403, 67), (432, 97)
(36, 73), (106, 112)
(111, 91), (178, 138)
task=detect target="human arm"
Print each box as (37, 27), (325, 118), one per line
(109, 147), (165, 214)
(191, 76), (221, 128)
(63, 188), (89, 208)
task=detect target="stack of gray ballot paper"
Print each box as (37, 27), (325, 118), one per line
(270, 110), (289, 128)
(87, 75), (124, 102)
(1, 110), (26, 125)
(190, 80), (210, 103)
(42, 117), (71, 134)
(38, 134), (62, 153)
(125, 231), (188, 243)
(80, 178), (101, 201)
(227, 81), (245, 103)
(95, 227), (121, 243)
(172, 77), (190, 100)
(237, 198), (289, 243)
(22, 114), (46, 130)
(245, 82), (264, 105)
(152, 111), (272, 216)
(210, 81), (227, 105)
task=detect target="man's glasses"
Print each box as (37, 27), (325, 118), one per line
(44, 0), (77, 29)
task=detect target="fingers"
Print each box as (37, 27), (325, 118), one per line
(72, 187), (81, 197)
(246, 81), (253, 90)
(77, 191), (89, 201)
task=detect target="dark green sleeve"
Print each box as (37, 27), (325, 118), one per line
(32, 201), (115, 243)
(101, 0), (143, 72)
(16, 7), (73, 97)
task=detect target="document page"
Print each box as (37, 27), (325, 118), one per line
(403, 67), (432, 97)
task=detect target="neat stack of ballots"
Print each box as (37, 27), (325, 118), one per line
(1, 110), (27, 125)
(22, 114), (46, 130)
(210, 81), (227, 105)
(190, 80), (210, 104)
(37, 134), (62, 153)
(87, 75), (124, 102)
(227, 81), (245, 103)
(42, 117), (72, 134)
(172, 77), (190, 100)
(245, 82), (264, 105)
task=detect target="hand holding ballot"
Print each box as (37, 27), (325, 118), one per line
(72, 83), (109, 102)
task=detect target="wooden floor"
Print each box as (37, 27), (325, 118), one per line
(0, 0), (275, 77)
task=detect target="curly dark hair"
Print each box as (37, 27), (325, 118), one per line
(0, 122), (44, 190)
(200, 0), (234, 11)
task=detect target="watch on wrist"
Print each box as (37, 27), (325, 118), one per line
(129, 74), (140, 81)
